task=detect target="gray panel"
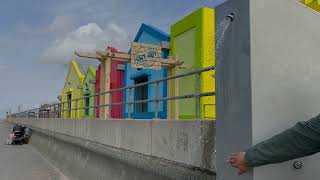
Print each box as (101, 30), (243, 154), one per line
(250, 0), (320, 179)
(215, 0), (252, 180)
(216, 0), (320, 180)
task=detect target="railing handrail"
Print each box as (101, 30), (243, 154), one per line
(8, 66), (216, 120)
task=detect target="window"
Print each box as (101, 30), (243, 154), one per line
(67, 93), (72, 118)
(134, 76), (148, 113)
(84, 94), (90, 116)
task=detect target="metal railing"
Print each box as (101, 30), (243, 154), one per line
(7, 66), (216, 120)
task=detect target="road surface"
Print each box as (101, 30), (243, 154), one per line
(0, 121), (68, 180)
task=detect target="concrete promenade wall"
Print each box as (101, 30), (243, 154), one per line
(8, 118), (215, 179)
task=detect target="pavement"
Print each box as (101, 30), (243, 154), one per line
(0, 121), (68, 180)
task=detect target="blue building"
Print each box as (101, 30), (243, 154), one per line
(123, 23), (170, 119)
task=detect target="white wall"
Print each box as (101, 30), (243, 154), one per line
(251, 0), (320, 179)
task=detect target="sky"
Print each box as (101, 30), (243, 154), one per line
(0, 0), (222, 117)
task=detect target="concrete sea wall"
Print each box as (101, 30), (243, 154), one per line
(8, 118), (215, 180)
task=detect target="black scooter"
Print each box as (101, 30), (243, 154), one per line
(6, 124), (32, 145)
(11, 130), (24, 145)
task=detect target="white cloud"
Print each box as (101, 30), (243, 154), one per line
(41, 23), (130, 64)
(16, 15), (76, 37)
(47, 15), (76, 36)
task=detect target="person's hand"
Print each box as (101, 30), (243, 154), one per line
(228, 152), (250, 175)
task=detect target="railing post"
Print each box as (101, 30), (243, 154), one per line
(49, 105), (52, 118)
(98, 94), (101, 118)
(61, 102), (65, 118)
(93, 95), (96, 118)
(52, 105), (54, 118)
(75, 99), (78, 118)
(56, 104), (58, 118)
(155, 81), (159, 119)
(128, 87), (132, 119)
(196, 72), (201, 121)
(68, 101), (71, 118)
(109, 91), (112, 119)
(54, 104), (57, 118)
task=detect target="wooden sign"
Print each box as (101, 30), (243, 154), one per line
(130, 42), (162, 70)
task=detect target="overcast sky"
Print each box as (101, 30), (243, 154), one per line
(0, 0), (222, 117)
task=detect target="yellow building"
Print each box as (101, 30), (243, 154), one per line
(61, 60), (85, 118)
(169, 7), (215, 120)
(302, 0), (320, 12)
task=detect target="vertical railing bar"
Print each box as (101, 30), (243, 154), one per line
(51, 105), (53, 118)
(128, 87), (132, 119)
(99, 94), (101, 118)
(196, 72), (201, 121)
(109, 91), (112, 119)
(83, 96), (85, 118)
(62, 102), (65, 118)
(68, 100), (71, 118)
(75, 98), (78, 119)
(52, 105), (54, 118)
(60, 103), (62, 118)
(55, 104), (57, 118)
(50, 105), (52, 118)
(93, 95), (96, 118)
(155, 81), (159, 119)
(56, 104), (59, 118)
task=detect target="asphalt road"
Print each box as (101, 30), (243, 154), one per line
(0, 121), (68, 180)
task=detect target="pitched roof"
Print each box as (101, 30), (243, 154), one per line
(134, 23), (170, 42)
(84, 65), (97, 81)
(77, 59), (99, 75)
(128, 24), (170, 54)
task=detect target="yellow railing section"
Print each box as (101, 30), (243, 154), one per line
(302, 0), (320, 12)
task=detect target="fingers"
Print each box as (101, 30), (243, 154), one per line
(227, 152), (249, 175)
(228, 156), (237, 162)
(227, 158), (237, 166)
(227, 159), (240, 169)
(238, 168), (249, 176)
(238, 168), (248, 176)
(227, 158), (236, 164)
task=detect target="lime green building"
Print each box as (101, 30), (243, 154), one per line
(169, 7), (215, 120)
(83, 65), (96, 118)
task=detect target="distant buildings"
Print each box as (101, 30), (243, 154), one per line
(60, 7), (215, 120)
(61, 60), (98, 118)
(123, 23), (170, 119)
(83, 65), (96, 118)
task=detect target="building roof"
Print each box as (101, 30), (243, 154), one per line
(61, 59), (99, 93)
(128, 23), (170, 54)
(84, 65), (97, 82)
(134, 23), (170, 43)
(77, 59), (99, 75)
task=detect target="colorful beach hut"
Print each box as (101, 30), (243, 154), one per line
(169, 7), (215, 120)
(83, 65), (96, 118)
(95, 47), (125, 118)
(61, 60), (85, 118)
(123, 24), (170, 119)
(61, 60), (99, 118)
